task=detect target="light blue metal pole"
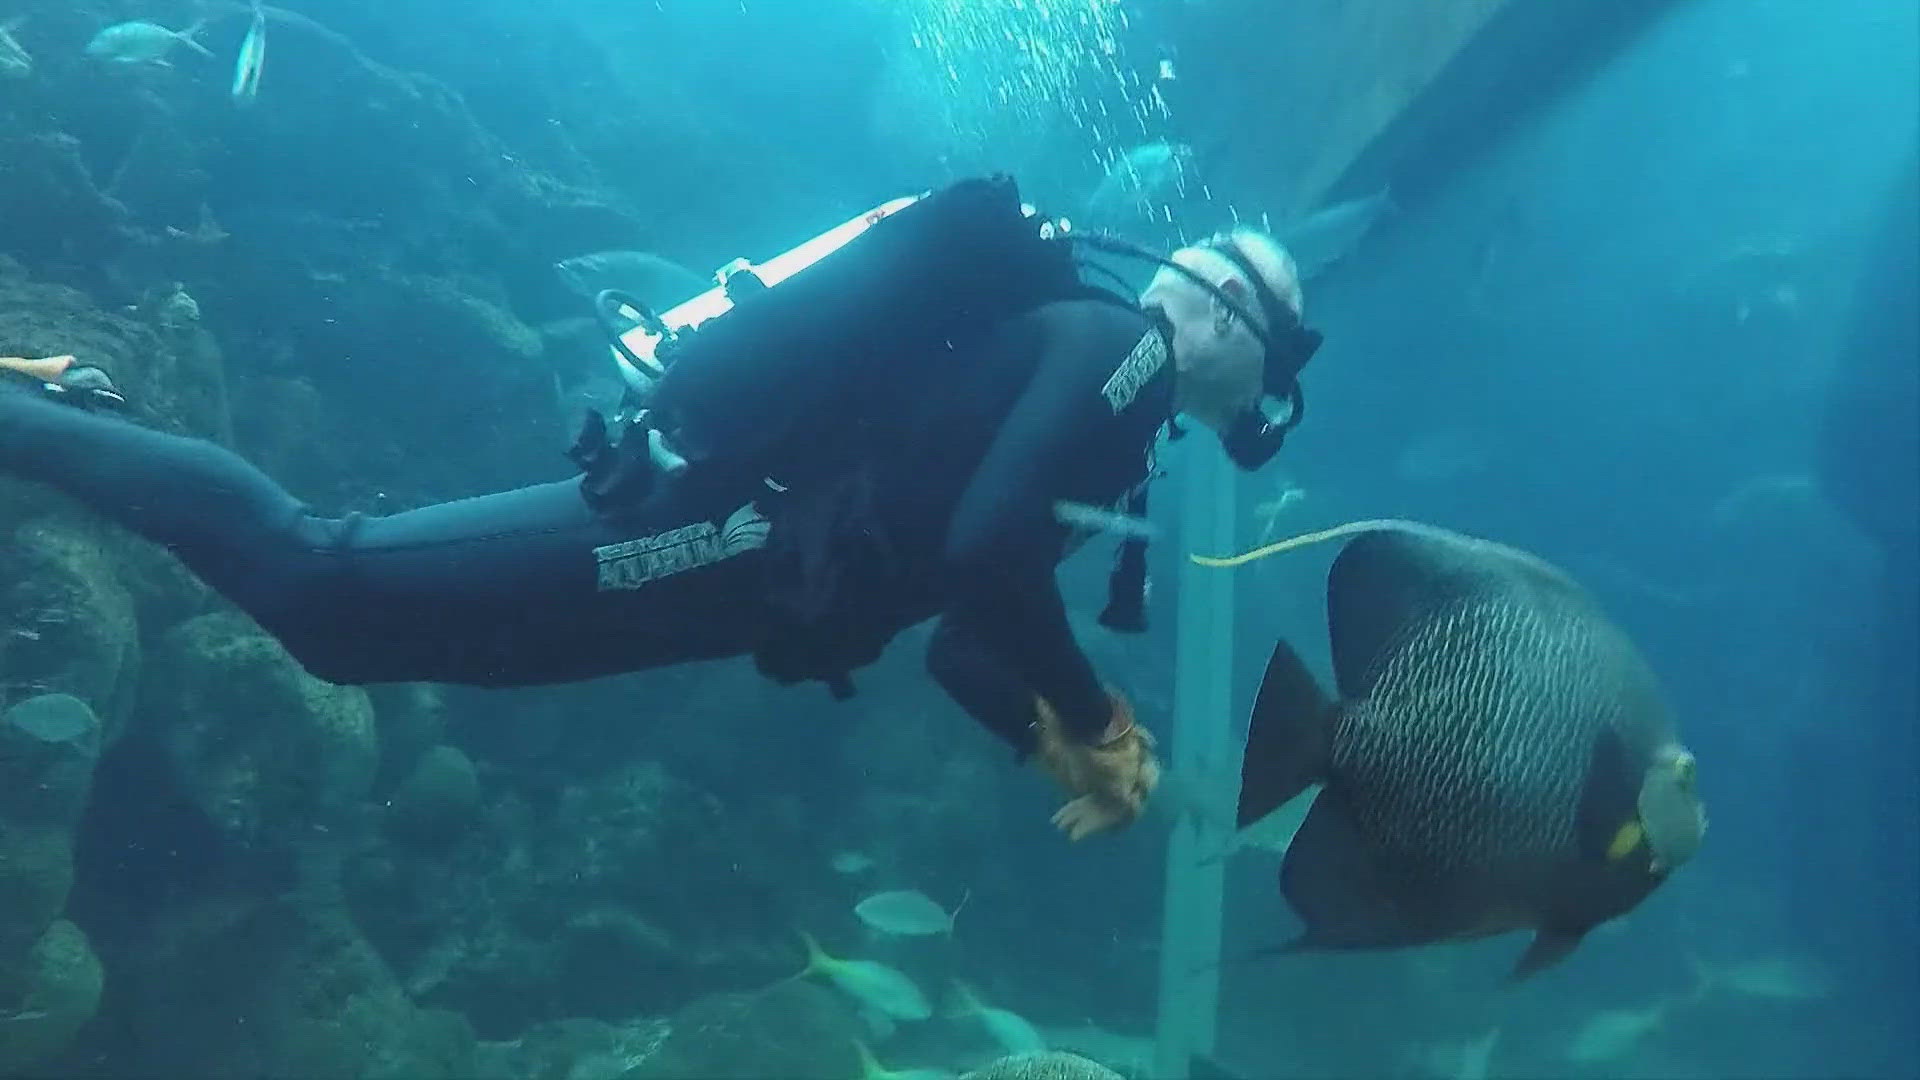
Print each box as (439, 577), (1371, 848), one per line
(1153, 439), (1238, 1079)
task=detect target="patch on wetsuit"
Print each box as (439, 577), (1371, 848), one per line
(1101, 329), (1168, 414)
(593, 502), (771, 590)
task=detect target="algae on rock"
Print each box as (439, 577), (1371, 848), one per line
(0, 516), (141, 738)
(960, 1051), (1126, 1080)
(0, 919), (106, 1074)
(624, 979), (864, 1080)
(0, 694), (108, 1071)
(115, 894), (477, 1078)
(146, 611), (379, 845)
(385, 743), (482, 844)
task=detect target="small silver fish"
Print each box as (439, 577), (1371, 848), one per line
(85, 19), (215, 66)
(4, 693), (100, 744)
(1566, 1000), (1673, 1064)
(797, 932), (931, 1021)
(0, 18), (32, 79)
(230, 1), (266, 104)
(831, 850), (876, 875)
(947, 982), (1046, 1054)
(853, 889), (966, 937)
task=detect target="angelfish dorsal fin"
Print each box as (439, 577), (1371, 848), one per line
(1326, 527), (1543, 698)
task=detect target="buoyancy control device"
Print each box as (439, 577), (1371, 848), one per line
(567, 173), (1325, 685)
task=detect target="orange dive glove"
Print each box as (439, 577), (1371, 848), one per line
(1030, 690), (1160, 840)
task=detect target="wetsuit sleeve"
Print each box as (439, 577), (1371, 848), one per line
(937, 303), (1160, 743)
(927, 618), (1040, 754)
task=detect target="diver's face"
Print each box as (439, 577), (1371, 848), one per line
(1170, 279), (1265, 433)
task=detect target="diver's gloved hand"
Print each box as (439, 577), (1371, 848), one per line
(1031, 691), (1160, 840)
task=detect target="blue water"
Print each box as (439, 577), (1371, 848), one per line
(5, 0), (1915, 1076)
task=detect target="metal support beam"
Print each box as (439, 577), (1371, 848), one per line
(1153, 440), (1238, 1080)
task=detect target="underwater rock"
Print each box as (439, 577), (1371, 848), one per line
(0, 691), (101, 969)
(545, 761), (795, 977)
(0, 256), (230, 441)
(397, 272), (545, 366)
(491, 170), (651, 273)
(0, 693), (102, 831)
(0, 829), (80, 964)
(223, 373), (372, 513)
(625, 978), (863, 1080)
(118, 893), (476, 1078)
(473, 1016), (672, 1080)
(960, 1052), (1125, 1080)
(366, 682), (450, 787)
(550, 907), (683, 1017)
(146, 611), (378, 845)
(385, 743), (481, 844)
(219, 263), (560, 506)
(0, 123), (133, 270)
(0, 517), (140, 741)
(0, 259), (231, 628)
(0, 919), (106, 1074)
(342, 756), (801, 1038)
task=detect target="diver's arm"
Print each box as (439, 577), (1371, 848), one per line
(926, 617), (1042, 754)
(939, 304), (1153, 743)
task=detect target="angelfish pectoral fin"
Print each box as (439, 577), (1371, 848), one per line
(1507, 927), (1587, 983)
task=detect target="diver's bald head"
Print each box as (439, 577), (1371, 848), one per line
(1144, 228), (1305, 438)
(1145, 228), (1305, 327)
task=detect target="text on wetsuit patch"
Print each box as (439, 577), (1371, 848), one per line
(1101, 329), (1167, 414)
(594, 503), (770, 590)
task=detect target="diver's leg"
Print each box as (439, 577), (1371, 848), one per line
(0, 379), (316, 609)
(1, 384), (775, 687)
(291, 476), (777, 686)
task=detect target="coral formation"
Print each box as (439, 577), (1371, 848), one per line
(961, 1051), (1127, 1080)
(0, 518), (141, 736)
(146, 611), (379, 843)
(0, 919), (106, 1073)
(0, 3), (1137, 1073)
(0, 694), (106, 1071)
(624, 979), (865, 1080)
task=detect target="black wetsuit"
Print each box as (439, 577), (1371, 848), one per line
(0, 297), (1172, 748)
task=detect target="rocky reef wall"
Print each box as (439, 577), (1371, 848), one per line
(0, 4), (1164, 1075)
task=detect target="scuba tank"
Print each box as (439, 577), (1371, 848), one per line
(598, 175), (1092, 488)
(595, 194), (924, 404)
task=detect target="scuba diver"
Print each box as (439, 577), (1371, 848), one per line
(0, 176), (1321, 840)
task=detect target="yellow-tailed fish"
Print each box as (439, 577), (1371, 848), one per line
(797, 931), (931, 1021)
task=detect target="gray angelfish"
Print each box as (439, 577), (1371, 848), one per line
(1228, 522), (1706, 980)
